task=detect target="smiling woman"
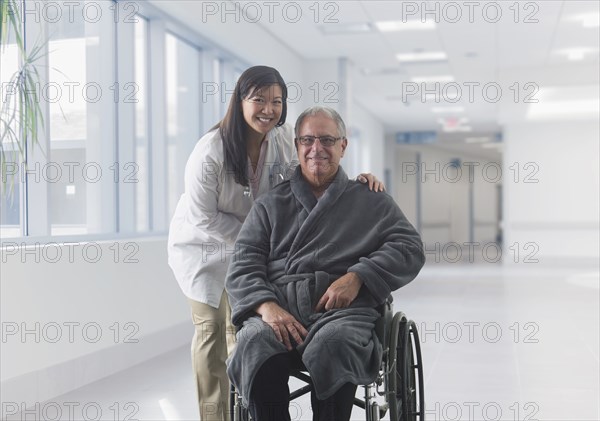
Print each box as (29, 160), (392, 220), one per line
(242, 86), (284, 135)
(167, 65), (296, 421)
(218, 66), (289, 188)
(241, 84), (284, 172)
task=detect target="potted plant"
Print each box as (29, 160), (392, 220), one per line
(1, 0), (45, 194)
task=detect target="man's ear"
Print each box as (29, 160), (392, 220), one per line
(341, 138), (348, 155)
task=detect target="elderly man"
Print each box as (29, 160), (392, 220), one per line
(226, 106), (425, 421)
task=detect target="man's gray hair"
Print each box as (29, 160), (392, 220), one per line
(294, 106), (347, 139)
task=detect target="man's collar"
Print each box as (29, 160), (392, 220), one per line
(290, 166), (349, 211)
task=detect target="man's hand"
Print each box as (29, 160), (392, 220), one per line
(255, 301), (309, 351)
(357, 173), (385, 192)
(315, 272), (363, 312)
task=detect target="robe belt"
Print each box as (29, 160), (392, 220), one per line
(271, 273), (314, 285)
(270, 271), (344, 286)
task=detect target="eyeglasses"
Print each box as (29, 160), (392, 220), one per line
(296, 136), (343, 147)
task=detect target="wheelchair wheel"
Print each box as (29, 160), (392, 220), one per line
(388, 313), (424, 421)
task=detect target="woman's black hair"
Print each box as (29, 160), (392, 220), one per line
(215, 65), (287, 187)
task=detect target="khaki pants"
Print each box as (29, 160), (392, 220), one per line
(189, 293), (236, 421)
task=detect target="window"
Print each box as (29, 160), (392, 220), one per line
(134, 16), (150, 232)
(1, 0), (246, 241)
(213, 58), (223, 119)
(47, 9), (87, 235)
(46, 2), (116, 236)
(165, 33), (201, 219)
(0, 31), (22, 238)
(0, 154), (21, 239)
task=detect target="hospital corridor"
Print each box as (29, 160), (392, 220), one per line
(1, 1), (598, 420)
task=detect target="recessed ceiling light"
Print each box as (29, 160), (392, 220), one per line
(573, 13), (600, 28)
(583, 15), (600, 28)
(432, 106), (464, 113)
(375, 20), (436, 32)
(536, 85), (599, 102)
(411, 75), (455, 83)
(556, 47), (599, 61)
(568, 50), (586, 61)
(318, 23), (373, 35)
(361, 67), (406, 76)
(396, 51), (447, 63)
(527, 100), (599, 119)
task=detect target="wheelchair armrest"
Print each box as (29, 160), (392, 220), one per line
(374, 296), (393, 350)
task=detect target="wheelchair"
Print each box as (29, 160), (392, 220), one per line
(230, 297), (425, 421)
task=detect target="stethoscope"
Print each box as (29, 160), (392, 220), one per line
(243, 139), (285, 198)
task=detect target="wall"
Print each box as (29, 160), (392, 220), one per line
(392, 146), (420, 227)
(350, 102), (385, 180)
(1, 238), (189, 410)
(503, 121), (600, 260)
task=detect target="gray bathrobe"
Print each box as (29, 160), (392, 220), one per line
(226, 166), (425, 405)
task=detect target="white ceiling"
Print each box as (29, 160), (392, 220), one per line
(263, 1), (598, 123)
(153, 0), (599, 161)
(255, 0), (599, 160)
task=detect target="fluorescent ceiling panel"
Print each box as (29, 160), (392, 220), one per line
(396, 51), (447, 63)
(319, 23), (373, 35)
(527, 99), (599, 119)
(411, 75), (455, 83)
(375, 20), (436, 31)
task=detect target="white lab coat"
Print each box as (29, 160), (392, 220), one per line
(167, 123), (298, 308)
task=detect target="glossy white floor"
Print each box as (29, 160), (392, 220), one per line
(10, 262), (599, 421)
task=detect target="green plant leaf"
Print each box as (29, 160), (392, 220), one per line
(0, 0), (48, 194)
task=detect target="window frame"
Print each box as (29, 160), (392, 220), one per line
(0, 0), (249, 246)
